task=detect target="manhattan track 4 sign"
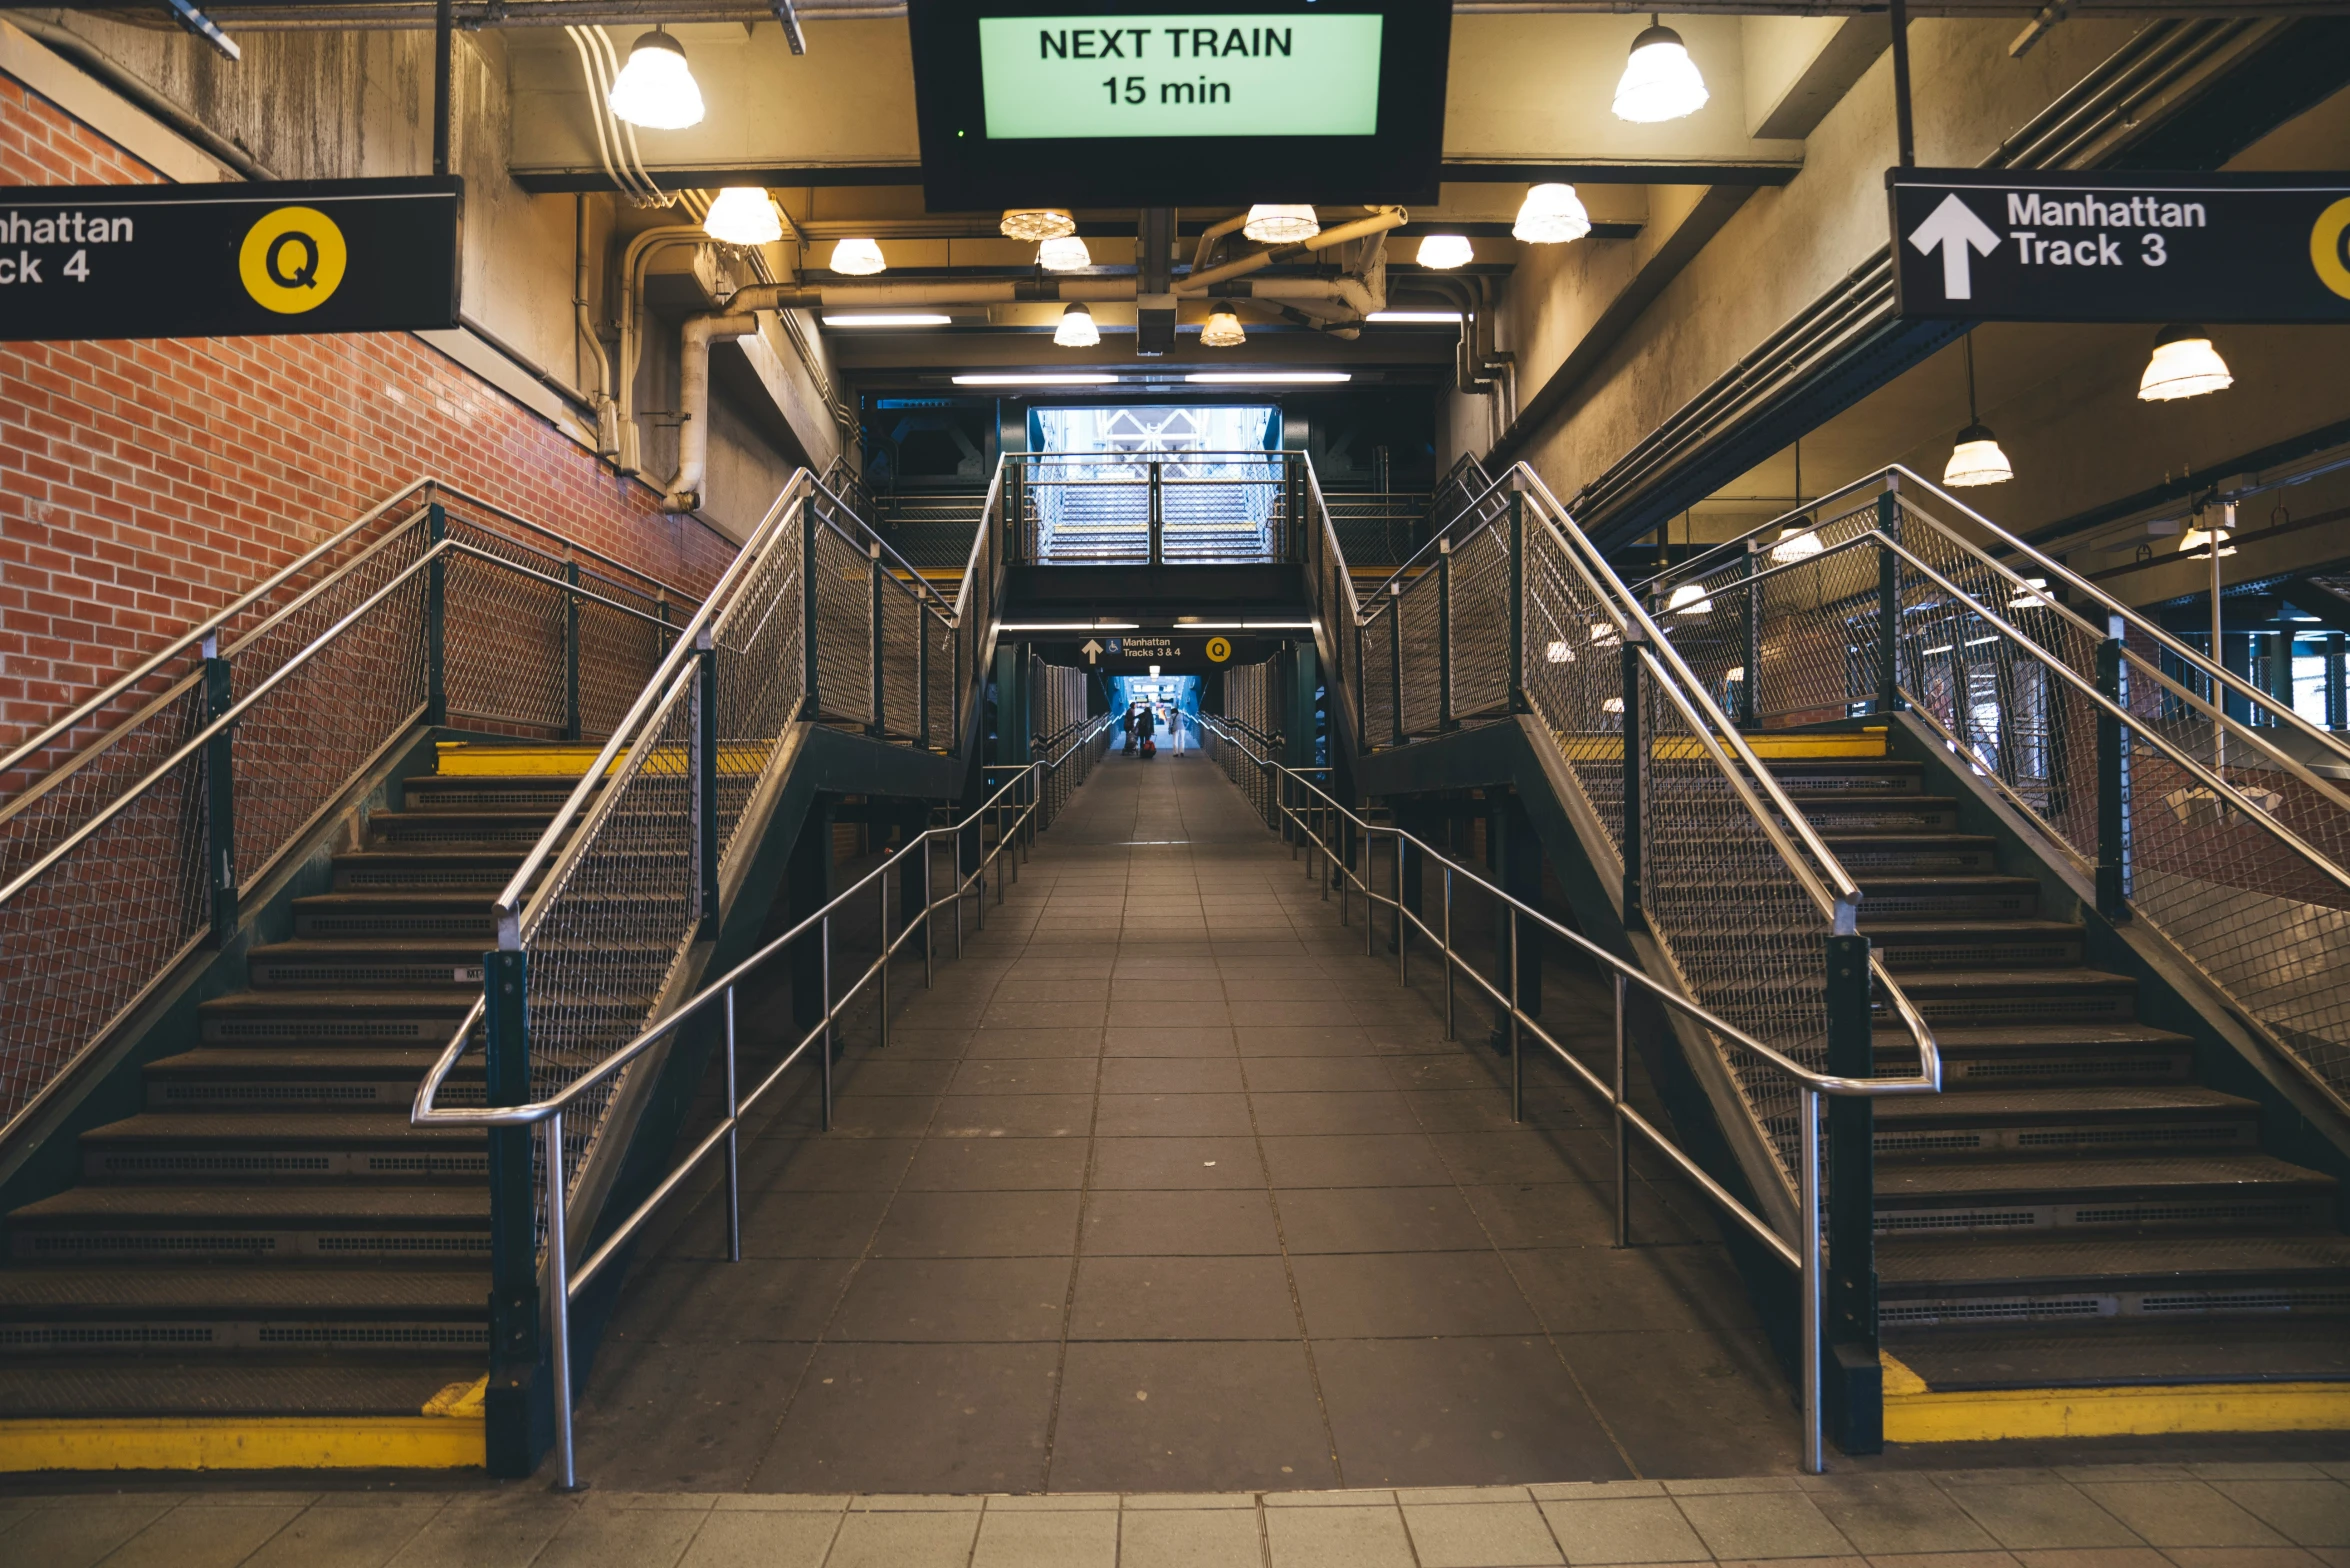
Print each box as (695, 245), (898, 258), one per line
(1889, 168), (2350, 323)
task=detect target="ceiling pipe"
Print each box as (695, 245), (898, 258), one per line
(665, 310), (760, 512)
(1189, 211), (1251, 277)
(1175, 207), (1407, 295)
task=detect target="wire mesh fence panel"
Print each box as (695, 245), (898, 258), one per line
(1521, 522), (1628, 854)
(879, 580), (924, 740)
(1450, 524), (1512, 721)
(1398, 575), (1443, 738)
(1359, 606), (1396, 747)
(710, 513), (807, 869)
(444, 547), (569, 736)
(926, 609), (958, 749)
(577, 601), (674, 740)
(812, 523), (875, 729)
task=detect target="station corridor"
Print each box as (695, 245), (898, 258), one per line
(573, 752), (1794, 1496)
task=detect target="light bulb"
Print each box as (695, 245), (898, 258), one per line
(607, 30), (704, 130)
(2138, 325), (2232, 402)
(1001, 208), (1075, 242)
(1037, 235), (1092, 272)
(1942, 422), (2014, 487)
(2179, 523), (2237, 558)
(828, 238), (885, 276)
(1243, 204), (1320, 244)
(1666, 582), (1713, 616)
(1613, 21), (1709, 123)
(1200, 303), (1246, 348)
(1513, 184), (1591, 244)
(1415, 234), (1474, 269)
(1054, 302), (1099, 348)
(703, 187), (782, 247)
(1769, 528), (1823, 564)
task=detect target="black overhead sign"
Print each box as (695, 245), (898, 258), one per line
(1889, 168), (2350, 323)
(0, 178), (462, 342)
(1040, 632), (1279, 670)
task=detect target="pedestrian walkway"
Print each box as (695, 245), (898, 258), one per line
(566, 748), (1799, 1496)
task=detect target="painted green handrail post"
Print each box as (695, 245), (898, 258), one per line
(1507, 491), (1527, 713)
(869, 539), (886, 737)
(1740, 540), (1761, 731)
(1824, 926), (1882, 1454)
(1620, 633), (1645, 934)
(802, 501), (822, 716)
(425, 501), (448, 726)
(694, 628), (720, 932)
(1875, 483), (1902, 717)
(563, 558), (582, 743)
(1003, 458), (1023, 568)
(1437, 538), (1456, 731)
(918, 607), (932, 750)
(1148, 461), (1164, 568)
(481, 948), (539, 1478)
(1387, 585), (1404, 746)
(2097, 620), (2132, 920)
(202, 633), (237, 946)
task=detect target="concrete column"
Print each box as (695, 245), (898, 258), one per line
(788, 796), (836, 1048)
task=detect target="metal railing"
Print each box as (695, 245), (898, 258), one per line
(1195, 711), (1938, 1475)
(1644, 467), (2350, 1120)
(412, 711), (1114, 1491)
(1321, 490), (1433, 566)
(0, 481), (695, 1145)
(1002, 450), (1304, 566)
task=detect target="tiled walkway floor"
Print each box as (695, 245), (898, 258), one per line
(572, 749), (1796, 1495)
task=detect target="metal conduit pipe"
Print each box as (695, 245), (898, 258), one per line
(1175, 206), (1407, 294)
(664, 310), (761, 512)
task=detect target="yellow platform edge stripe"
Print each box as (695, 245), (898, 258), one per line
(433, 741), (768, 778)
(0, 1379), (488, 1472)
(1882, 1352), (2350, 1443)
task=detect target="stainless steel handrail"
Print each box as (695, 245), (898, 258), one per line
(1194, 709), (1938, 1476)
(412, 709), (1115, 1492)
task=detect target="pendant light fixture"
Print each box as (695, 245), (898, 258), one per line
(607, 28), (705, 130)
(1943, 334), (2014, 488)
(1053, 302), (1100, 348)
(1243, 205), (1320, 244)
(1612, 15), (1709, 124)
(2138, 324), (2233, 402)
(1667, 512), (1712, 615)
(1001, 208), (1076, 242)
(1771, 436), (1822, 560)
(1512, 184), (1591, 244)
(1200, 302), (1246, 348)
(1415, 234), (1474, 269)
(703, 187), (783, 247)
(2179, 519), (2237, 558)
(828, 237), (886, 276)
(1036, 235), (1092, 272)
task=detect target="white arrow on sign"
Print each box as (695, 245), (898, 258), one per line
(1907, 192), (2002, 301)
(1080, 639), (1103, 665)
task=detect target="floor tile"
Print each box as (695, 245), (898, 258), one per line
(1315, 1336), (1634, 1487)
(869, 1189), (1084, 1257)
(901, 1136), (1093, 1191)
(1290, 1251), (1542, 1337)
(2208, 1485), (2350, 1547)
(1096, 1092), (1259, 1137)
(2076, 1486), (2290, 1549)
(1263, 1502), (1417, 1567)
(1276, 1185), (1490, 1253)
(1104, 1057), (1252, 1094)
(1091, 1135), (1267, 1189)
(748, 1342), (1057, 1494)
(1950, 1487), (2144, 1550)
(1674, 1491), (1856, 1559)
(1261, 1133), (1456, 1188)
(673, 1510), (841, 1568)
(1049, 1340), (1338, 1493)
(1118, 1507), (1269, 1568)
(828, 1256), (1074, 1340)
(1403, 1497), (1569, 1566)
(823, 1510), (984, 1568)
(1807, 1476), (2002, 1555)
(1083, 1188), (1284, 1255)
(1537, 1496), (1713, 1563)
(1069, 1254), (1302, 1339)
(932, 1093), (1096, 1137)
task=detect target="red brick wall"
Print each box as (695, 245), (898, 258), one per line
(0, 71), (736, 752)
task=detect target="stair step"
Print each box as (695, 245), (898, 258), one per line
(291, 893), (496, 942)
(79, 1113), (487, 1182)
(249, 940), (488, 992)
(143, 1050), (480, 1113)
(403, 773), (595, 812)
(1877, 1232), (2350, 1329)
(330, 849), (530, 892)
(1785, 792), (1961, 832)
(1882, 967), (2139, 1024)
(1765, 758), (1921, 794)
(1872, 1022), (2197, 1086)
(0, 1268), (489, 1356)
(1822, 832), (2000, 873)
(365, 809), (560, 849)
(1872, 1085), (2260, 1159)
(1876, 1153), (2337, 1236)
(1854, 874), (2042, 919)
(8, 1185), (491, 1263)
(1866, 918), (2085, 970)
(198, 990), (477, 1048)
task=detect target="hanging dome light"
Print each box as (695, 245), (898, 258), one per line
(1769, 527), (1824, 564)
(1001, 208), (1076, 242)
(1036, 235), (1092, 272)
(1200, 302), (1246, 348)
(1943, 423), (2015, 488)
(1612, 17), (1709, 124)
(1415, 234), (1474, 269)
(1666, 582), (1714, 616)
(1053, 302), (1099, 348)
(828, 238), (886, 275)
(2179, 520), (2237, 558)
(703, 187), (783, 247)
(2006, 576), (2053, 611)
(1512, 184), (1592, 244)
(1243, 204), (1320, 244)
(607, 28), (705, 130)
(2138, 324), (2233, 402)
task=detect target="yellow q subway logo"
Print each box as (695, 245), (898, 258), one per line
(2313, 197), (2350, 301)
(239, 207), (347, 314)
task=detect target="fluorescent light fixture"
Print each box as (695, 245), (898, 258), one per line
(703, 186), (782, 246)
(1366, 311), (1464, 324)
(1001, 207), (1075, 242)
(829, 237), (886, 275)
(1943, 423), (2014, 487)
(1053, 302), (1100, 347)
(2006, 577), (2052, 610)
(1725, 665), (1746, 683)
(1243, 621), (1312, 629)
(607, 29), (704, 130)
(1037, 235), (1092, 272)
(1769, 528), (1823, 563)
(1415, 234), (1474, 269)
(951, 373), (1119, 386)
(822, 313), (951, 327)
(1545, 640), (1573, 663)
(1183, 372), (1351, 384)
(1613, 20), (1709, 123)
(1200, 303), (1246, 348)
(1513, 183), (1591, 244)
(1243, 204), (1320, 244)
(1666, 583), (1714, 616)
(998, 621), (1140, 631)
(2139, 324), (2232, 402)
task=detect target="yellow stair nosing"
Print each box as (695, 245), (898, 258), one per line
(1880, 1350), (2350, 1442)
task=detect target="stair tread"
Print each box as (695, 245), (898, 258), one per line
(1890, 967), (2137, 991)
(1854, 874), (2038, 889)
(1863, 919), (2084, 937)
(0, 1362), (486, 1419)
(1879, 1231), (2350, 1287)
(1872, 1023), (2195, 1050)
(0, 1268), (488, 1313)
(1881, 1152), (2335, 1201)
(199, 990), (478, 1015)
(251, 939), (488, 958)
(83, 1113), (482, 1144)
(12, 1186), (488, 1222)
(146, 1048), (469, 1076)
(1876, 1086), (2259, 1122)
(1885, 1319), (2350, 1387)
(292, 893), (496, 911)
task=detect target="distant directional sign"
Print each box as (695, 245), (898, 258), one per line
(1890, 168), (2350, 323)
(1036, 633), (1277, 671)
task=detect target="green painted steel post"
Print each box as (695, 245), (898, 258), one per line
(563, 558), (581, 743)
(1148, 461), (1164, 568)
(2097, 622), (2131, 920)
(1437, 539), (1456, 732)
(1388, 586), (1404, 746)
(1004, 458), (1023, 568)
(203, 637), (237, 946)
(869, 540), (886, 737)
(425, 502), (448, 726)
(1620, 636), (1644, 934)
(1508, 492), (1527, 713)
(481, 948), (539, 1477)
(1875, 486), (1902, 716)
(1740, 541), (1761, 731)
(1824, 927), (1882, 1454)
(918, 607), (932, 751)
(695, 630), (720, 933)
(802, 502), (822, 717)
(1355, 622), (1367, 750)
